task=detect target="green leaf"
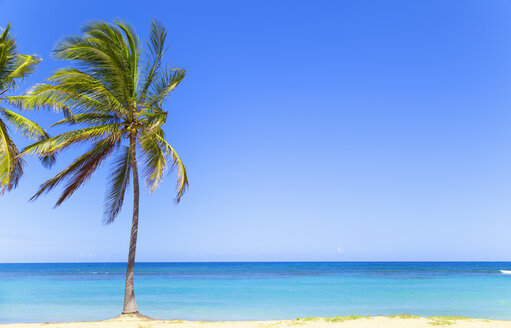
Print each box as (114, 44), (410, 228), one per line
(0, 117), (23, 194)
(31, 135), (120, 205)
(104, 145), (131, 224)
(0, 107), (49, 140)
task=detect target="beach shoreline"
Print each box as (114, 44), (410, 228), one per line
(2, 315), (511, 328)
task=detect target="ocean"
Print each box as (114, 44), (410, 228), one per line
(1, 262), (511, 323)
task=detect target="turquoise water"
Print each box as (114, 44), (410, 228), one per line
(2, 262), (511, 323)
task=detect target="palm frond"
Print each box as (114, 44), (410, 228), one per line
(115, 20), (140, 98)
(0, 107), (55, 167)
(104, 145), (131, 224)
(0, 23), (17, 93)
(31, 135), (120, 205)
(140, 130), (166, 191)
(138, 19), (167, 103)
(138, 110), (167, 134)
(0, 118), (23, 193)
(0, 107), (49, 140)
(0, 23), (13, 44)
(51, 112), (120, 127)
(7, 54), (41, 81)
(155, 133), (188, 202)
(0, 24), (40, 94)
(22, 124), (122, 158)
(8, 91), (72, 114)
(140, 128), (188, 201)
(9, 69), (126, 117)
(48, 68), (126, 112)
(55, 136), (120, 206)
(144, 67), (186, 109)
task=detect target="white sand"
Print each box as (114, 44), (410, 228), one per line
(2, 315), (511, 328)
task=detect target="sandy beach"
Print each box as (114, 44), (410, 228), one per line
(2, 315), (511, 328)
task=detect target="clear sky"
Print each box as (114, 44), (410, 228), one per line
(1, 0), (511, 262)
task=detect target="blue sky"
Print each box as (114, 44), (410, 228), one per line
(1, 0), (511, 262)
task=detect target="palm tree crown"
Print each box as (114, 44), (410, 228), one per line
(13, 20), (188, 217)
(12, 19), (188, 314)
(0, 23), (48, 193)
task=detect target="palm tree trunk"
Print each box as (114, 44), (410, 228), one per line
(122, 133), (140, 314)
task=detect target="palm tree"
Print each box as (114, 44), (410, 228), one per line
(0, 23), (50, 193)
(11, 20), (188, 314)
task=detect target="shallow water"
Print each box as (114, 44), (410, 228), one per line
(1, 262), (511, 323)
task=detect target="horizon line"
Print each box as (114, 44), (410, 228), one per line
(2, 260), (511, 264)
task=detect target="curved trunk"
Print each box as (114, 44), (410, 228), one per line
(122, 133), (140, 314)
